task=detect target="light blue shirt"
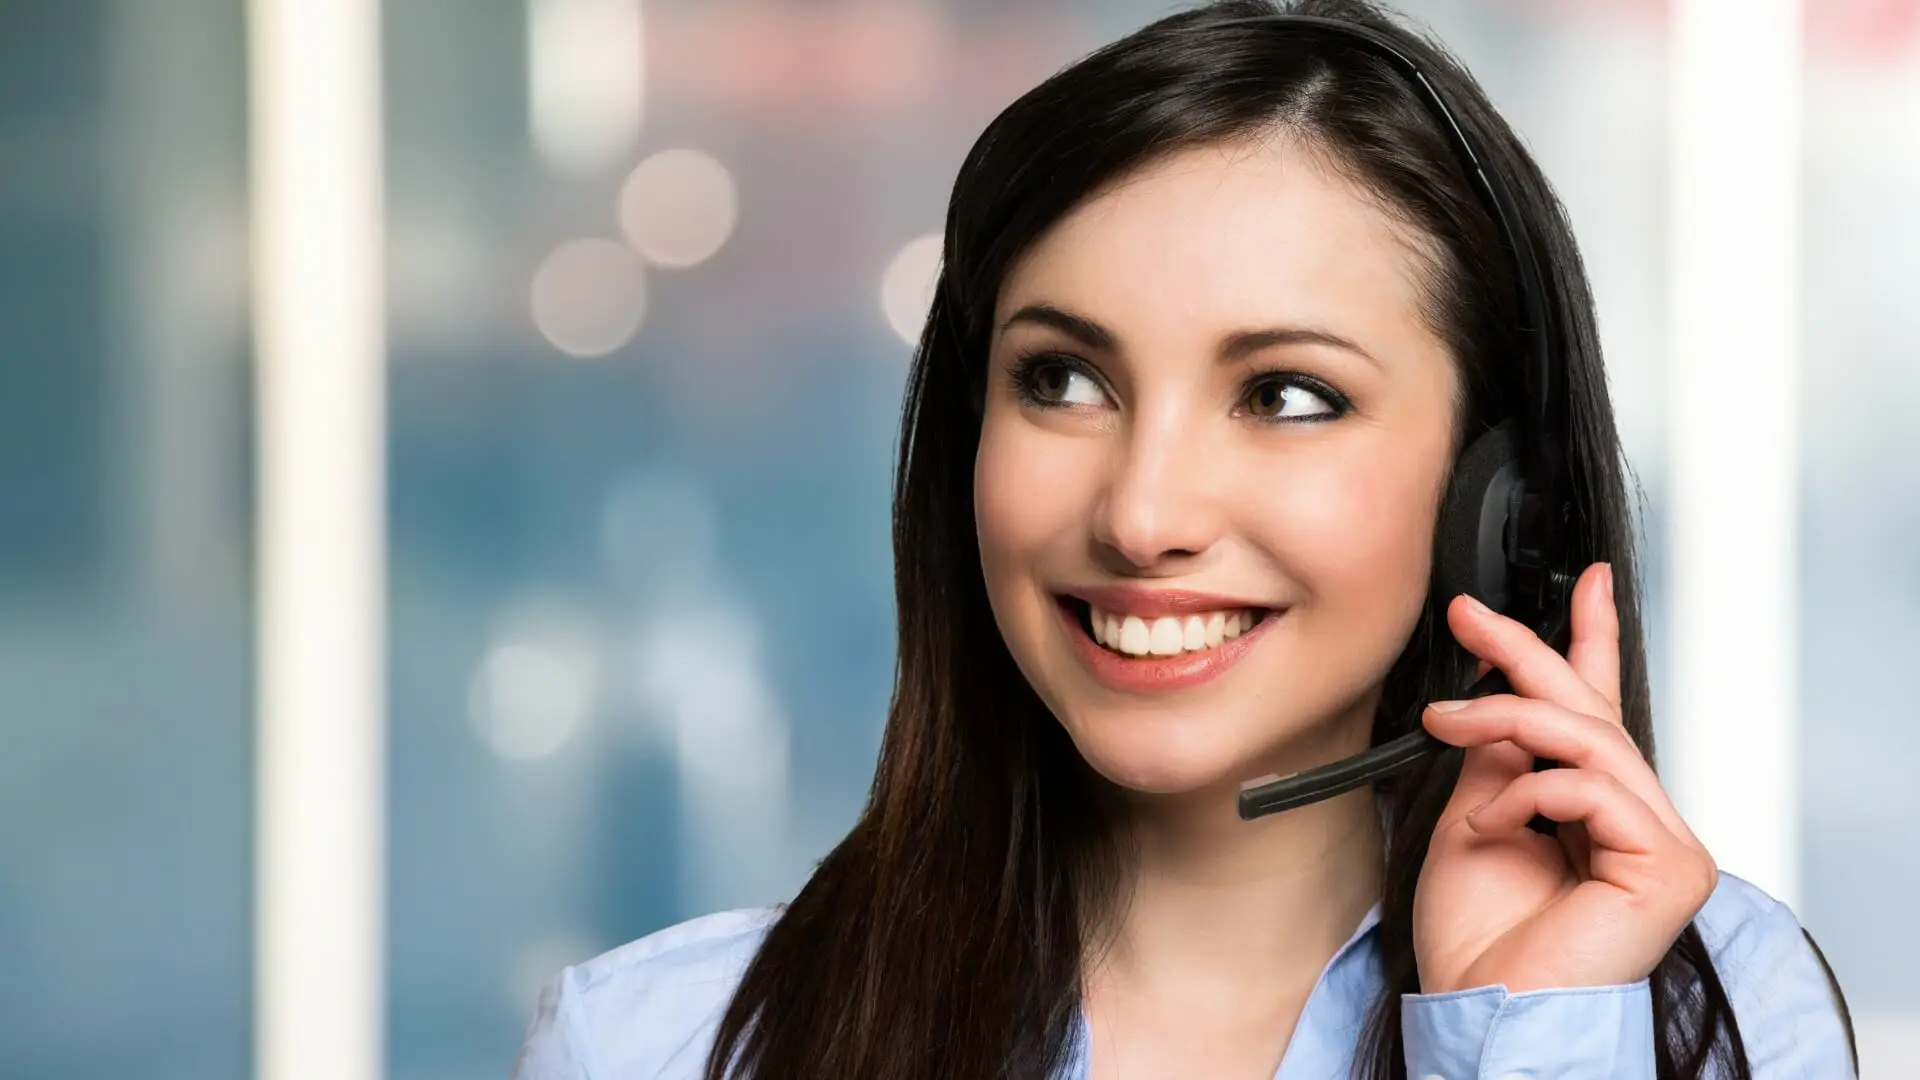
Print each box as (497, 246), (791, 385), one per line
(514, 871), (1855, 1079)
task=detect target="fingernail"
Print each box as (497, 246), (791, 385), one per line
(1604, 562), (1616, 598)
(1460, 593), (1488, 615)
(1427, 700), (1471, 713)
(1466, 801), (1491, 828)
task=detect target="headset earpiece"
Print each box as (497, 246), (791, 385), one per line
(1434, 419), (1523, 614)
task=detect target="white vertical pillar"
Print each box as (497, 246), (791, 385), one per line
(1667, 0), (1802, 908)
(248, 0), (387, 1078)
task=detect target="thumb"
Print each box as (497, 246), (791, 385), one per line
(1444, 739), (1531, 825)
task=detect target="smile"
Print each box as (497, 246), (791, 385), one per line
(1087, 605), (1264, 656)
(1055, 596), (1282, 693)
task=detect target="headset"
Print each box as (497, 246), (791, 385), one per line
(1226, 14), (1580, 824)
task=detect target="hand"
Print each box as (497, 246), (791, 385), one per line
(1411, 562), (1718, 994)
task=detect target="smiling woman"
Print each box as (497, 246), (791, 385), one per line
(512, 2), (1856, 1078)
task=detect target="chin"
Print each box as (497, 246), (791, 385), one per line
(1055, 707), (1263, 797)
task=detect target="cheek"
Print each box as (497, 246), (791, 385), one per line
(973, 412), (1088, 597)
(973, 411), (1103, 714)
(1254, 441), (1447, 610)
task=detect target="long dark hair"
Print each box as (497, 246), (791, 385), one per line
(708, 2), (1760, 1076)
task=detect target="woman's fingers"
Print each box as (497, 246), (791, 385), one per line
(1447, 563), (1621, 726)
(1466, 768), (1658, 854)
(1446, 739), (1535, 821)
(1424, 695), (1700, 848)
(1427, 695), (1639, 770)
(1467, 767), (1716, 909)
(1563, 563), (1622, 716)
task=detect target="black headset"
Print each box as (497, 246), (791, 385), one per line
(1230, 15), (1580, 822)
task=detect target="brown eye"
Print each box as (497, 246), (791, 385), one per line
(1244, 377), (1336, 421)
(1032, 363), (1073, 402)
(1246, 382), (1286, 417)
(1013, 355), (1108, 408)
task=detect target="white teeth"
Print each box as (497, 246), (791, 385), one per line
(1086, 604), (1264, 658)
(1148, 617), (1184, 655)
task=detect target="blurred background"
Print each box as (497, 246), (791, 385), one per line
(1, 0), (1914, 1077)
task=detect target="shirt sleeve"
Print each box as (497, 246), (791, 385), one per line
(1399, 878), (1857, 1079)
(514, 966), (593, 1080)
(1401, 980), (1656, 1079)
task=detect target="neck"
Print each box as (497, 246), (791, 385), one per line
(1085, 717), (1387, 1014)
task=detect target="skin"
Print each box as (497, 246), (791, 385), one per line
(972, 136), (1715, 1079)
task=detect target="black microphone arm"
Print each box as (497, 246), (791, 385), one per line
(1237, 600), (1573, 824)
(1236, 665), (1511, 821)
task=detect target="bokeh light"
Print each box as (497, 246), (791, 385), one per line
(880, 232), (942, 346)
(468, 598), (601, 762)
(617, 148), (739, 268)
(529, 237), (648, 357)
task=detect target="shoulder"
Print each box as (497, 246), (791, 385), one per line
(514, 906), (783, 1080)
(1692, 869), (1820, 975)
(1690, 871), (1858, 1074)
(569, 905), (781, 1008)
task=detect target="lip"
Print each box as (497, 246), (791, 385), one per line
(1058, 584), (1275, 620)
(1055, 595), (1283, 694)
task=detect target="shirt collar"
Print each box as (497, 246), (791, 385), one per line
(1338, 898), (1384, 959)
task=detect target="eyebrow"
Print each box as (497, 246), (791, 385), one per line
(996, 303), (1383, 371)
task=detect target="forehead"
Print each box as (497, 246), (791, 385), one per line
(996, 137), (1440, 353)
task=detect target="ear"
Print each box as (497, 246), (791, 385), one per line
(1433, 418), (1521, 612)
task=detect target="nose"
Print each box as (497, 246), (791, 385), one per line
(1090, 414), (1229, 570)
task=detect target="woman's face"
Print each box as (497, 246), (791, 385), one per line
(974, 136), (1460, 799)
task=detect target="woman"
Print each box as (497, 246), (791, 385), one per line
(517, 1), (1857, 1077)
